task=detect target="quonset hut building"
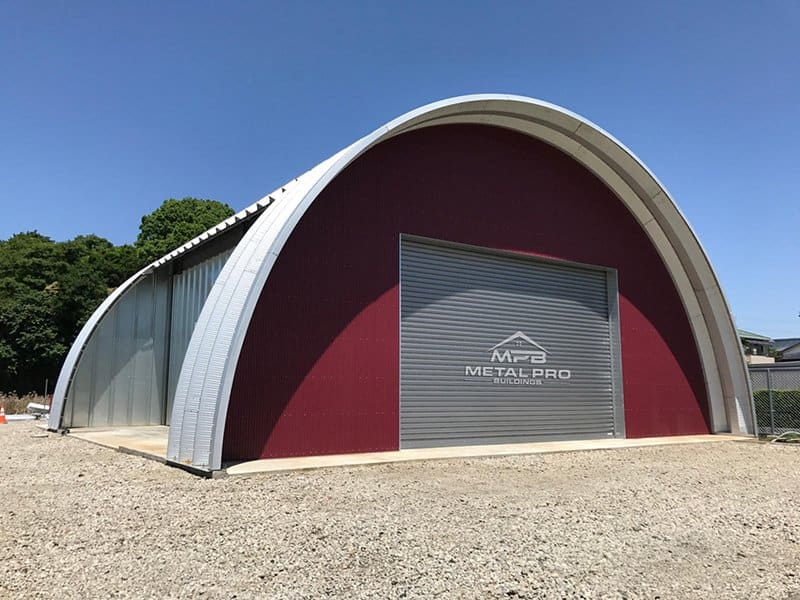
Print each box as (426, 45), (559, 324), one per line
(49, 95), (755, 473)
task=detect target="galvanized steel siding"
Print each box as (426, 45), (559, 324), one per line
(167, 249), (232, 421)
(65, 270), (170, 428)
(63, 250), (232, 429)
(400, 237), (623, 448)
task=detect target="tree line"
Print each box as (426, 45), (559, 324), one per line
(0, 198), (234, 394)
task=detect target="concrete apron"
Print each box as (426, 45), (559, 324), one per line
(65, 428), (753, 476)
(225, 434), (753, 475)
(68, 426), (169, 462)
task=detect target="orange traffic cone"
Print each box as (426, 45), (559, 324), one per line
(0, 406), (6, 424)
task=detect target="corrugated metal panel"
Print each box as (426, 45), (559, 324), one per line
(63, 270), (170, 428)
(167, 249), (233, 422)
(61, 248), (232, 430)
(400, 237), (623, 448)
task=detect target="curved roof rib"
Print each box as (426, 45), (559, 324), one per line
(167, 94), (754, 471)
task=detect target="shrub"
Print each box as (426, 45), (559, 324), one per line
(0, 392), (49, 415)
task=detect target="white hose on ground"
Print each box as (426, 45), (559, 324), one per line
(769, 431), (800, 444)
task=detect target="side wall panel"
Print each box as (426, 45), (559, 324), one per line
(168, 249), (233, 422)
(224, 124), (710, 460)
(62, 239), (236, 429)
(64, 270), (170, 428)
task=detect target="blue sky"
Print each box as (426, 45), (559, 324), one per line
(1, 1), (798, 337)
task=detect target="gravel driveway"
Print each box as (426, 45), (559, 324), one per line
(2, 421), (799, 599)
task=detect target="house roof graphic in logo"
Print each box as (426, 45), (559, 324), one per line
(489, 331), (549, 364)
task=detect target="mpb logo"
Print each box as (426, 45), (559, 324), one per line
(489, 331), (547, 364)
(463, 331), (572, 384)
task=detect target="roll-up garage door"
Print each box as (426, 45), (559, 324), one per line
(400, 236), (624, 448)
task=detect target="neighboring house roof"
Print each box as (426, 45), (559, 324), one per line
(778, 341), (800, 362)
(737, 329), (774, 343)
(774, 338), (800, 352)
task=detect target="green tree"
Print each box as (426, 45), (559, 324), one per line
(61, 235), (141, 288)
(134, 197), (234, 264)
(0, 231), (67, 290)
(0, 197), (234, 394)
(0, 231), (137, 394)
(0, 277), (66, 393)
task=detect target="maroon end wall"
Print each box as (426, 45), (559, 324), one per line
(224, 124), (710, 460)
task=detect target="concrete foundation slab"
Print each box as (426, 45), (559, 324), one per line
(68, 426), (169, 462)
(64, 428), (754, 477)
(225, 434), (753, 475)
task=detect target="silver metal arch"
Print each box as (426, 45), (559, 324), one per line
(167, 94), (754, 471)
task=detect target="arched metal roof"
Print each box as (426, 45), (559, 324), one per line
(164, 94), (754, 471)
(49, 95), (754, 468)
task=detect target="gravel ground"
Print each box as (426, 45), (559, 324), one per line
(1, 421), (799, 599)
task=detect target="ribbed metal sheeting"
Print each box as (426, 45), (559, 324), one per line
(167, 249), (233, 422)
(62, 249), (233, 429)
(64, 270), (170, 427)
(400, 237), (624, 448)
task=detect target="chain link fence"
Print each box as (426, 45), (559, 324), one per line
(749, 364), (800, 436)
